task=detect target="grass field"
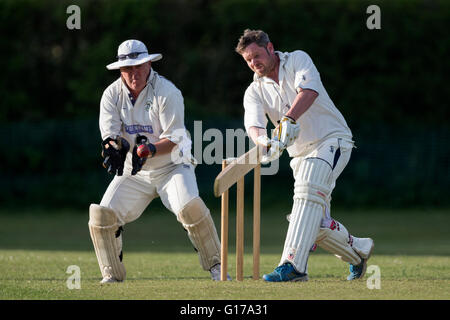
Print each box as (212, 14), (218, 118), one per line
(0, 206), (449, 300)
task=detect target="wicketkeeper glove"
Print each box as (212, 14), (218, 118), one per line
(131, 134), (156, 175)
(101, 137), (130, 176)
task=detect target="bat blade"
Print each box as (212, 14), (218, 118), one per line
(214, 145), (262, 197)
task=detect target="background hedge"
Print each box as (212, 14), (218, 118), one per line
(1, 0), (448, 209)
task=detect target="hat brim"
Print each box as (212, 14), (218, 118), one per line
(106, 53), (162, 70)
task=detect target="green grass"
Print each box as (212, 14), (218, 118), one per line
(0, 207), (449, 300)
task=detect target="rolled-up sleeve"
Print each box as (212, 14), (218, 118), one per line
(159, 88), (186, 143)
(291, 50), (321, 94)
(243, 84), (267, 133)
(99, 89), (122, 140)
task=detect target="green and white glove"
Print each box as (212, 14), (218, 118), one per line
(277, 116), (300, 148)
(257, 135), (284, 164)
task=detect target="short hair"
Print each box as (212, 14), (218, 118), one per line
(235, 29), (271, 55)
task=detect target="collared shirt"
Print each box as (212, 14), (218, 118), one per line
(243, 50), (352, 157)
(99, 69), (192, 174)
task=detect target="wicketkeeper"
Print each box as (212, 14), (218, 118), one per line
(235, 29), (374, 282)
(89, 39), (229, 283)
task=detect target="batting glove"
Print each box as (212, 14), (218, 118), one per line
(277, 116), (300, 148)
(257, 136), (285, 164)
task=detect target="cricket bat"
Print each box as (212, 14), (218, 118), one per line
(214, 145), (262, 197)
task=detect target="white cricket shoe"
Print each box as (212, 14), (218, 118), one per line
(100, 275), (122, 284)
(210, 264), (232, 281)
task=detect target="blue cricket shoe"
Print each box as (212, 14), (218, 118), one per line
(347, 238), (374, 280)
(263, 263), (308, 282)
(347, 259), (368, 280)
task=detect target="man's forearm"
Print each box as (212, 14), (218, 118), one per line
(248, 127), (267, 145)
(284, 88), (318, 121)
(153, 138), (176, 156)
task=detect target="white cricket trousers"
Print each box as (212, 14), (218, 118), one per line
(100, 163), (199, 225)
(290, 137), (354, 207)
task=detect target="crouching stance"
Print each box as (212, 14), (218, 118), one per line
(90, 39), (228, 283)
(89, 195), (223, 283)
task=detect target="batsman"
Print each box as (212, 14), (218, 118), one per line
(235, 29), (374, 282)
(89, 39), (229, 283)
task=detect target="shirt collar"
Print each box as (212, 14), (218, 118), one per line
(147, 68), (156, 85)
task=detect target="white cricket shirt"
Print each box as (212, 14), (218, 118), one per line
(99, 69), (192, 175)
(243, 50), (352, 157)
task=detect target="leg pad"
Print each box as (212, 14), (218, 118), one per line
(177, 197), (221, 270)
(316, 219), (362, 265)
(88, 204), (126, 281)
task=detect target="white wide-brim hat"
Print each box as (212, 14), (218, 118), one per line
(106, 39), (162, 70)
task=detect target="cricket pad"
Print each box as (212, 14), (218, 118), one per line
(280, 158), (332, 273)
(88, 204), (126, 281)
(177, 197), (221, 271)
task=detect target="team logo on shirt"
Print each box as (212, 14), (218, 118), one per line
(145, 99), (153, 112)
